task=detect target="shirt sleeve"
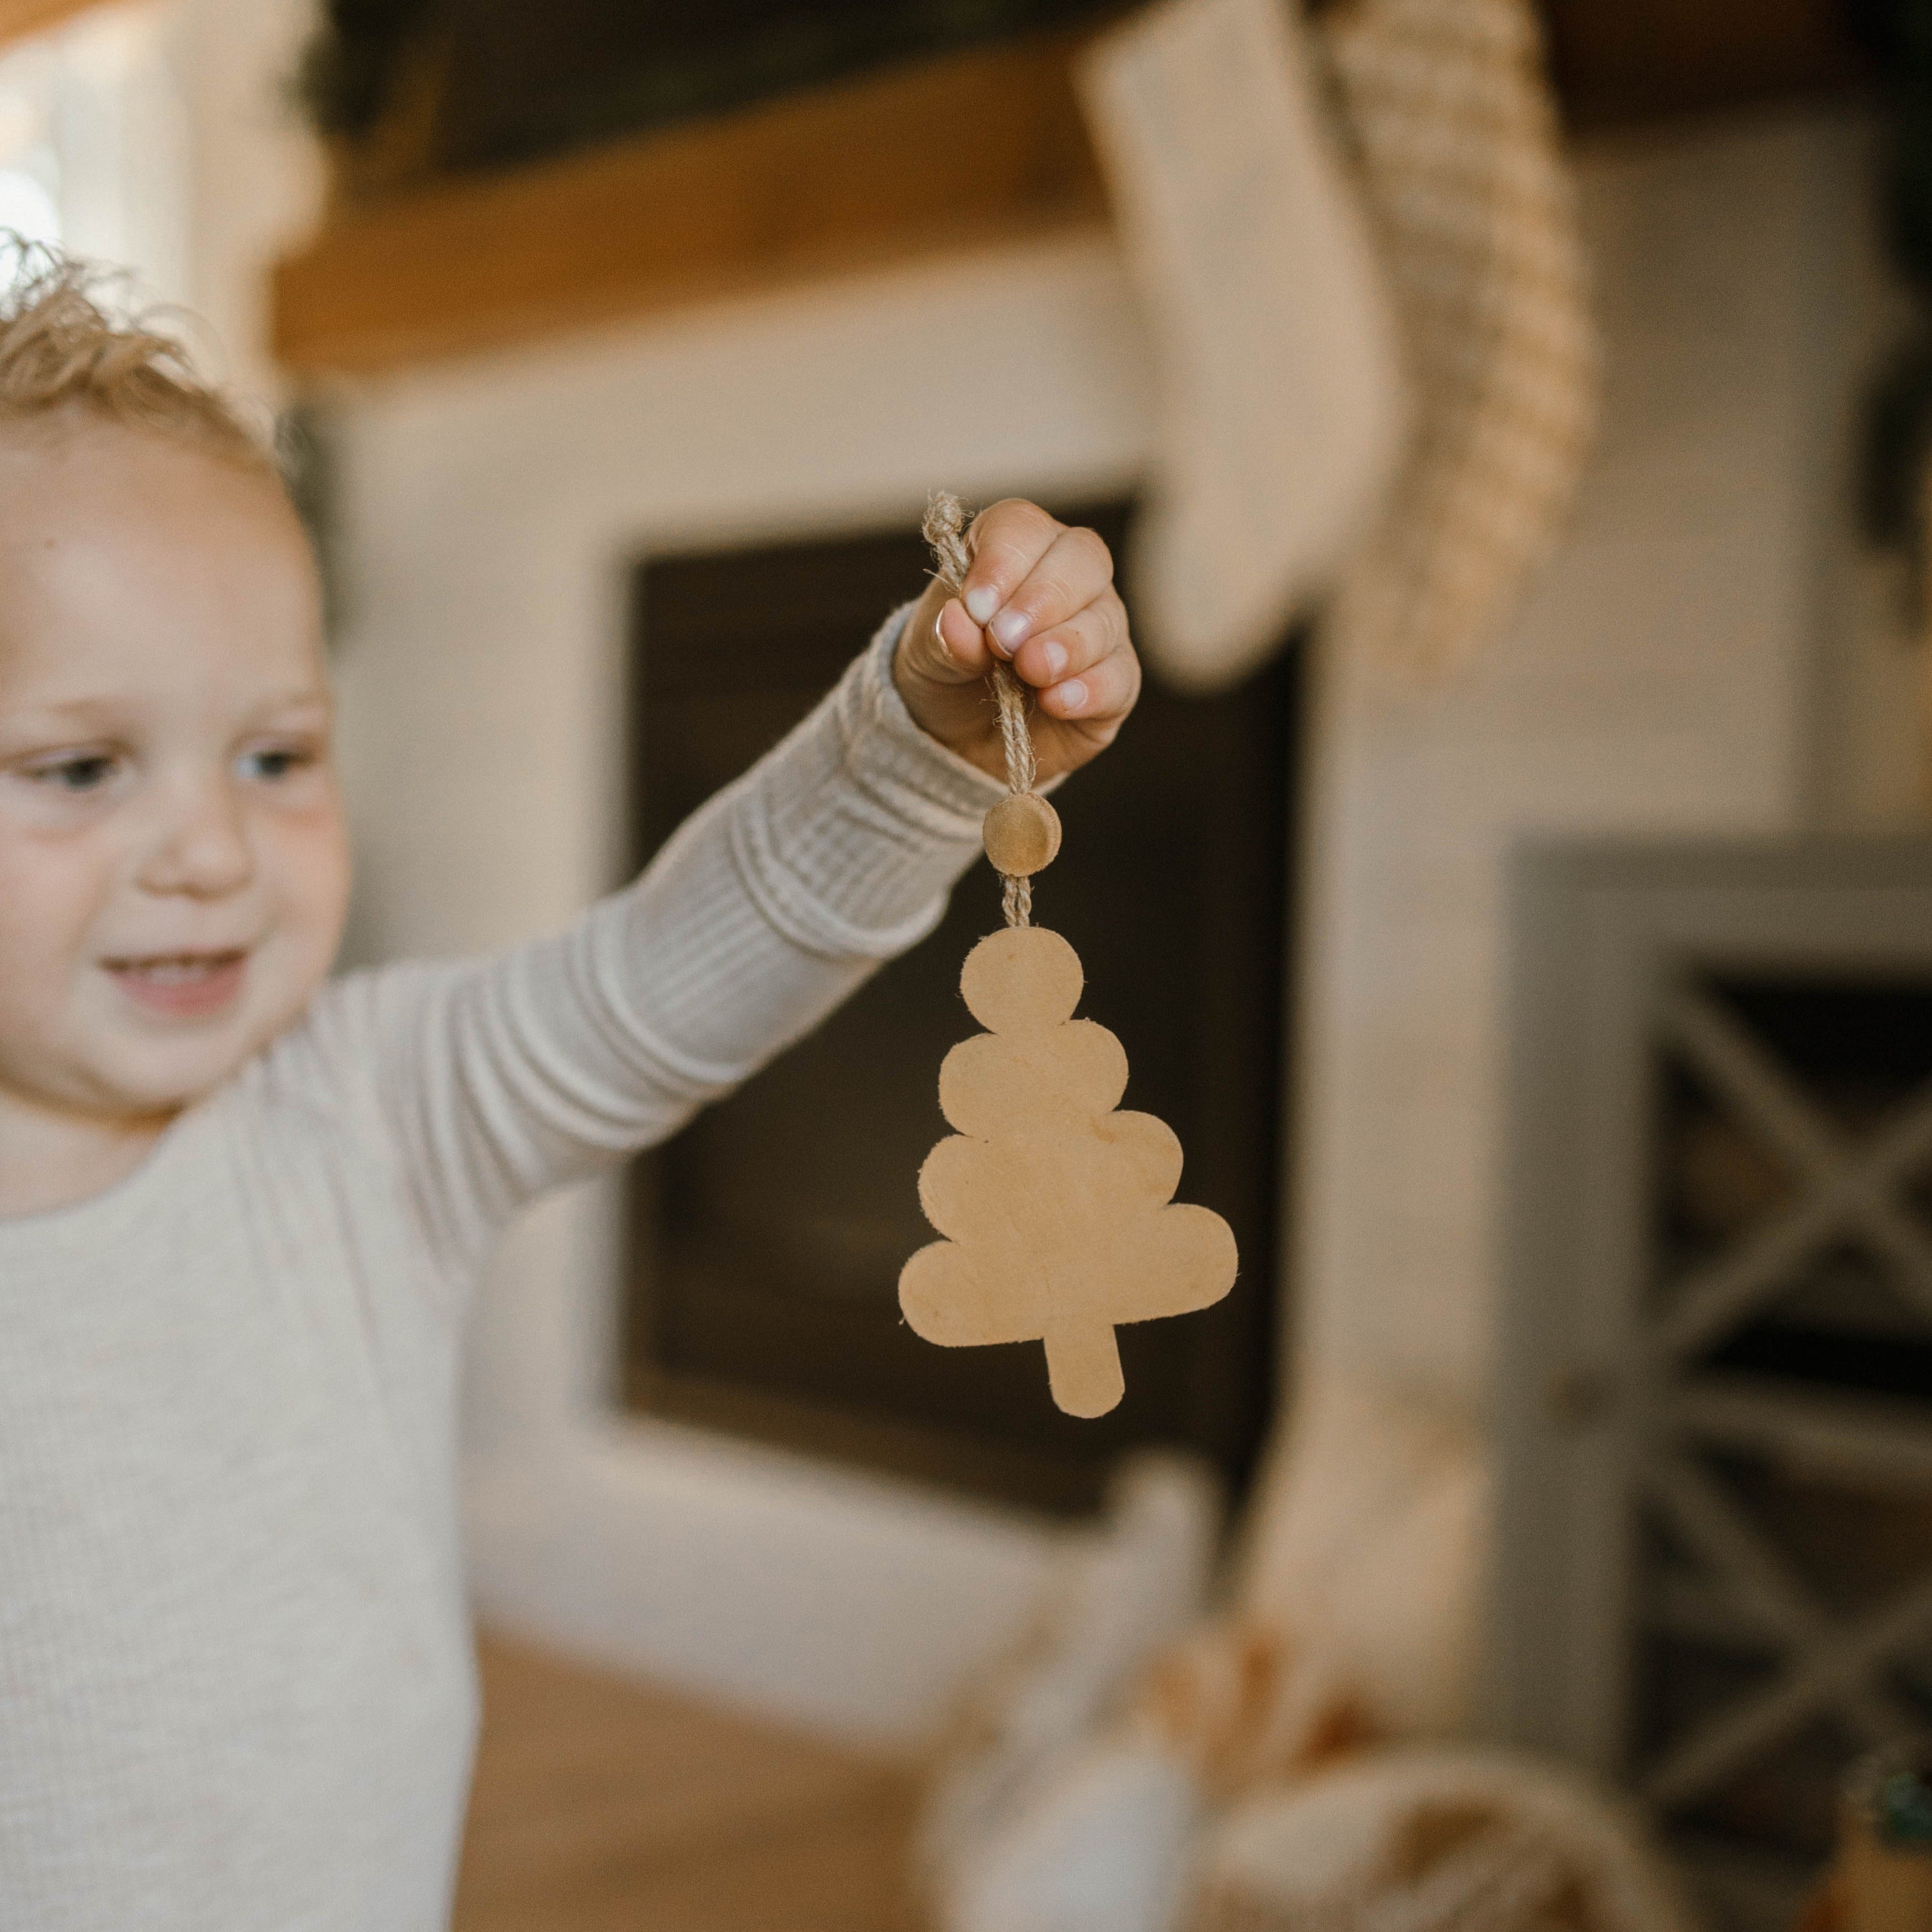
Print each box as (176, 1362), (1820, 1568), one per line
(349, 604), (1009, 1270)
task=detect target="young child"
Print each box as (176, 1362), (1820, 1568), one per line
(0, 252), (1141, 1929)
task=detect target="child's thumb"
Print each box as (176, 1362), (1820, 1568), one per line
(913, 593), (995, 687)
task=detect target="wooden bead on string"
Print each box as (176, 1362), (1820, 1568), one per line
(982, 792), (1062, 878)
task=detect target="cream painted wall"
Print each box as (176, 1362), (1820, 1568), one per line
(1288, 109), (1867, 1423)
(160, 0), (322, 398)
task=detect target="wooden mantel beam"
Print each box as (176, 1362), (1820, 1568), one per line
(270, 0), (1869, 379)
(272, 31), (1109, 379)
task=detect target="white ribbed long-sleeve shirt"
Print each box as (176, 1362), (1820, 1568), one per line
(0, 610), (1003, 1931)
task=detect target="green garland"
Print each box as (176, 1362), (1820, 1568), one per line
(291, 0), (434, 142)
(1860, 0), (1932, 566)
(292, 1), (1113, 176)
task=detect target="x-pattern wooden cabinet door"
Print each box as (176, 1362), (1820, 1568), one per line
(1497, 840), (1932, 1931)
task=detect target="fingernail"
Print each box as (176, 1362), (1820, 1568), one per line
(1057, 678), (1088, 713)
(964, 586), (999, 624)
(1040, 639), (1067, 679)
(990, 607), (1030, 654)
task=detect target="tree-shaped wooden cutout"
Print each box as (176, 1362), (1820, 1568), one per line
(898, 494), (1238, 1417)
(900, 925), (1238, 1416)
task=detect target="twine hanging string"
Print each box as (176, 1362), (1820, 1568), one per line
(923, 492), (1039, 927)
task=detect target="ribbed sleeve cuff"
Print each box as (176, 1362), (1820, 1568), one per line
(724, 603), (1009, 959)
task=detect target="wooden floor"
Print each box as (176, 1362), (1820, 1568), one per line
(453, 1632), (924, 1932)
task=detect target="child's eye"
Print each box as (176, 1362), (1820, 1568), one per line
(30, 754), (118, 792)
(239, 744), (316, 782)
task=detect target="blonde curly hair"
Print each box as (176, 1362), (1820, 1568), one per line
(0, 237), (275, 474)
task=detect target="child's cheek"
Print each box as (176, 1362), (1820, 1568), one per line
(258, 791), (353, 982)
(0, 824), (112, 1051)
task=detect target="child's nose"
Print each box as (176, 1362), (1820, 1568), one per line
(138, 776), (255, 898)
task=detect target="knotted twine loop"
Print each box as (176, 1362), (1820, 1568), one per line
(922, 491), (1038, 927)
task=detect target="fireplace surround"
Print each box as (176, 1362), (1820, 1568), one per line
(620, 502), (1298, 1512)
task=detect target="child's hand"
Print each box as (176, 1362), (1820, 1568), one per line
(895, 500), (1141, 785)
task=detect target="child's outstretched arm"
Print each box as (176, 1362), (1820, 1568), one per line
(319, 501), (1138, 1270)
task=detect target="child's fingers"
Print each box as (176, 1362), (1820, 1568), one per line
(959, 499), (1066, 626)
(980, 524), (1115, 661)
(1036, 633), (1140, 734)
(899, 500), (1139, 782)
(1010, 590), (1126, 694)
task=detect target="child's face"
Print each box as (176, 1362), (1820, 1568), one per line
(0, 419), (349, 1126)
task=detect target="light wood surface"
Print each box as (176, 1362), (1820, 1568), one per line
(900, 925), (1238, 1418)
(272, 30), (1108, 377)
(454, 1630), (921, 1932)
(0, 0), (93, 49)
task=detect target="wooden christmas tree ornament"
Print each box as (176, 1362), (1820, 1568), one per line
(898, 495), (1238, 1419)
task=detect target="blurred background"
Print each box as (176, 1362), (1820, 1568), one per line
(10, 0), (1932, 1927)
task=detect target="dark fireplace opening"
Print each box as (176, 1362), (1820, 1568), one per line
(620, 502), (1297, 1514)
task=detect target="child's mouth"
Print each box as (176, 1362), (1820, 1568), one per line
(104, 950), (249, 1019)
